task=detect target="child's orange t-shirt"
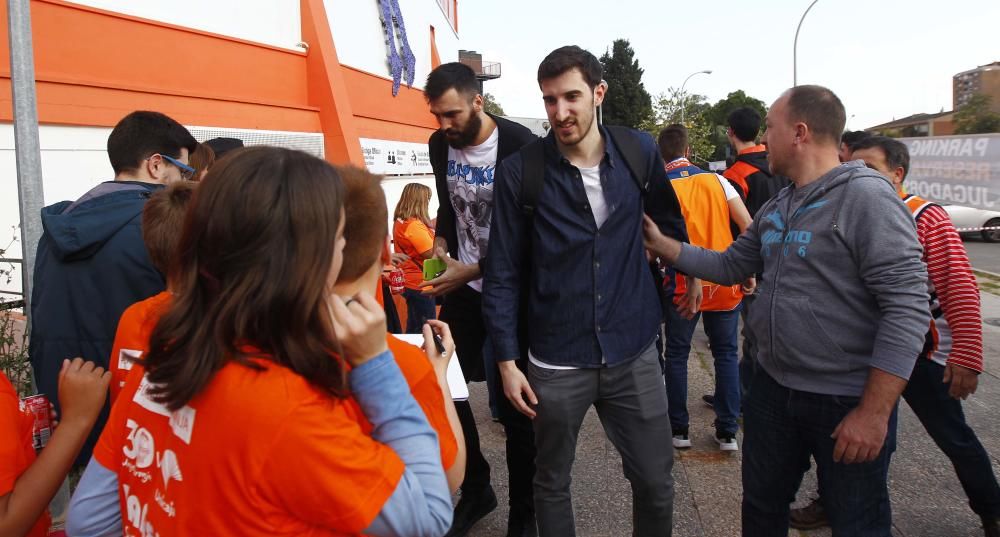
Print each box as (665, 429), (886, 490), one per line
(384, 335), (457, 468)
(392, 218), (435, 290)
(95, 338), (457, 535)
(108, 291), (172, 402)
(95, 357), (406, 536)
(0, 372), (50, 537)
(109, 291), (456, 470)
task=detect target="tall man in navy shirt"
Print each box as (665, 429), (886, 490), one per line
(483, 46), (688, 537)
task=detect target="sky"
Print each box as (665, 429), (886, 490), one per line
(459, 0), (1000, 131)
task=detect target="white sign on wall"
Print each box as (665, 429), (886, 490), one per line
(360, 138), (432, 175)
(902, 134), (1000, 210)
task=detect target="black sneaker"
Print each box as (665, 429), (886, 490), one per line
(715, 429), (738, 451)
(445, 486), (498, 537)
(672, 427), (692, 449)
(702, 394), (715, 408)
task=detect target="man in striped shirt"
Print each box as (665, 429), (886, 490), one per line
(792, 135), (1000, 536)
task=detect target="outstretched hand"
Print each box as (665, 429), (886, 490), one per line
(422, 246), (480, 297)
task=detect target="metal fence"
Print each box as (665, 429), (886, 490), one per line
(0, 258), (24, 311)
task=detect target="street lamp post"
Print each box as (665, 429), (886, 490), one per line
(793, 0), (820, 87)
(680, 69), (712, 125)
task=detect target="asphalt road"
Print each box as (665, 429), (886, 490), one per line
(964, 238), (1000, 275)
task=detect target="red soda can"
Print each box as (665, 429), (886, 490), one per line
(388, 267), (405, 295)
(22, 394), (52, 451)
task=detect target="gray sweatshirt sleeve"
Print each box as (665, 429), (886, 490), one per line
(840, 176), (930, 379)
(674, 215), (764, 285)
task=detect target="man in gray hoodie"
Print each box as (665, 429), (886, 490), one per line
(643, 85), (930, 536)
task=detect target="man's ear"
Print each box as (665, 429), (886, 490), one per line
(594, 81), (607, 108)
(145, 154), (165, 180)
(894, 167), (906, 187)
(794, 122), (808, 145)
(472, 94), (484, 113)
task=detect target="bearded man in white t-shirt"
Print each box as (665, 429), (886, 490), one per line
(424, 62), (539, 537)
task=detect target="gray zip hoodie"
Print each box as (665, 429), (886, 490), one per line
(674, 161), (930, 397)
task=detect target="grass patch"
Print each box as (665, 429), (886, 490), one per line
(975, 270), (1000, 297)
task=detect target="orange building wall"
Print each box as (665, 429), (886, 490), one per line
(0, 0), (438, 164)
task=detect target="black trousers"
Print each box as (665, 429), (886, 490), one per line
(441, 285), (536, 516)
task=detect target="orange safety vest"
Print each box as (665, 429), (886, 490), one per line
(671, 170), (743, 311)
(902, 193), (935, 220)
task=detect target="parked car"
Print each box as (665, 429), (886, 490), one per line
(943, 205), (1000, 242)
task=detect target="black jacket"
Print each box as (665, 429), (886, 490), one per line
(429, 113), (537, 274)
(723, 148), (791, 218)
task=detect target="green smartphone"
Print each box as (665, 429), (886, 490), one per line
(423, 257), (446, 281)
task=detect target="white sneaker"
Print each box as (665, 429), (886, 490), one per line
(715, 433), (738, 451)
(672, 433), (692, 449)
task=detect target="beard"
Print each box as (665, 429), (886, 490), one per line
(445, 112), (483, 149)
(553, 105), (596, 147)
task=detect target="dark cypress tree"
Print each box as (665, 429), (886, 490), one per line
(599, 39), (653, 129)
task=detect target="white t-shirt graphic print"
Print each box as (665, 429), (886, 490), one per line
(446, 127), (499, 292)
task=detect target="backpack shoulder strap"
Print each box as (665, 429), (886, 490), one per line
(519, 138), (547, 217)
(604, 125), (649, 194)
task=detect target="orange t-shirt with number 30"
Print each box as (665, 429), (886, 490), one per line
(95, 339), (457, 536)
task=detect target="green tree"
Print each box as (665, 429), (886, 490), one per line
(599, 39), (652, 129)
(706, 91), (769, 161)
(639, 88), (715, 167)
(954, 94), (1000, 134)
(706, 90), (768, 129)
(483, 93), (506, 117)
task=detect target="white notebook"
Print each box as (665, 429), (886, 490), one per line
(390, 334), (469, 401)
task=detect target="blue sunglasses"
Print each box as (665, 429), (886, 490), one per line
(154, 153), (196, 180)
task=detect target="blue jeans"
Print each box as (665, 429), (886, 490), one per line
(664, 303), (741, 435)
(902, 358), (1000, 518)
(402, 287), (436, 334)
(742, 369), (897, 537)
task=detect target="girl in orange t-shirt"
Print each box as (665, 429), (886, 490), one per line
(67, 148), (453, 537)
(0, 359), (108, 537)
(392, 183), (438, 334)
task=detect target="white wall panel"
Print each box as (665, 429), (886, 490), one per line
(70, 0), (302, 50)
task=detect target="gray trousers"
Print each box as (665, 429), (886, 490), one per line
(528, 341), (674, 537)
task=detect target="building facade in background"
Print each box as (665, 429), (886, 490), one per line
(868, 111), (956, 138)
(954, 61), (1000, 113)
(866, 60), (1000, 138)
(0, 0), (506, 297)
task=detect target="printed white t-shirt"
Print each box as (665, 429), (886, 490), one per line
(446, 127), (499, 292)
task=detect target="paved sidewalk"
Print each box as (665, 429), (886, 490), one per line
(458, 291), (1000, 536)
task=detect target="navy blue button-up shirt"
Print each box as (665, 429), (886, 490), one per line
(482, 127), (687, 368)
